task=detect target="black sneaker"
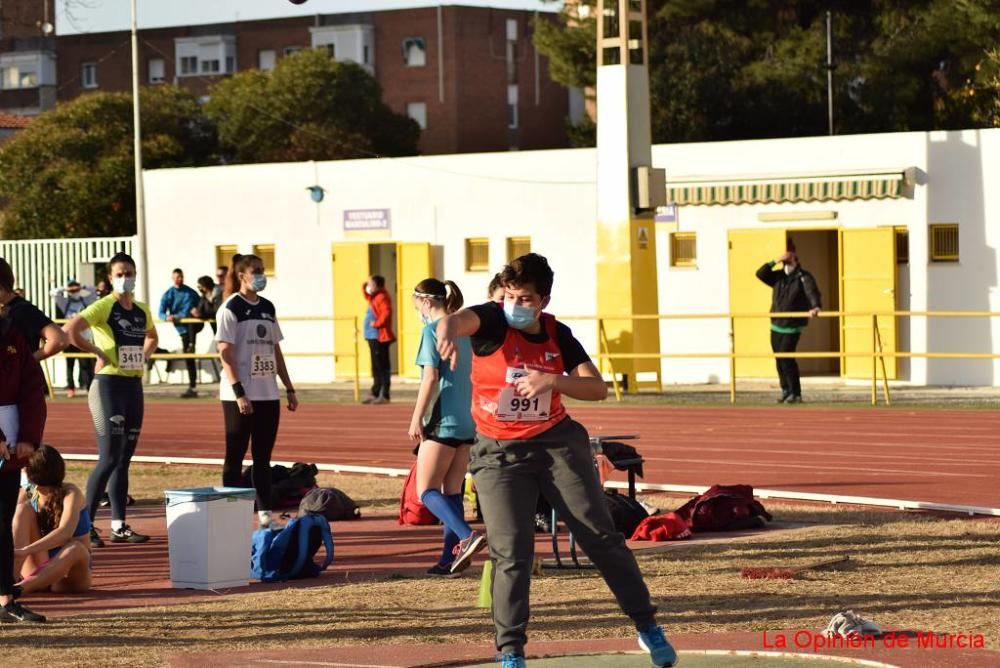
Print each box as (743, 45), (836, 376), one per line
(426, 563), (461, 578)
(110, 525), (149, 544)
(180, 388), (198, 399)
(90, 527), (105, 548)
(777, 393), (791, 404)
(0, 601), (46, 623)
(450, 530), (488, 574)
(785, 395), (803, 404)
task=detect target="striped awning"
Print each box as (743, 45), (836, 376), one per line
(665, 169), (915, 206)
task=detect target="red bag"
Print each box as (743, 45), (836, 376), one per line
(630, 512), (692, 542)
(673, 484), (772, 532)
(397, 463), (438, 526)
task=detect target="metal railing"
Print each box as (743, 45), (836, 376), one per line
(563, 310), (1000, 405)
(44, 315), (362, 402)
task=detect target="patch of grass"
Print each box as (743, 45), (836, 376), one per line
(5, 466), (997, 666)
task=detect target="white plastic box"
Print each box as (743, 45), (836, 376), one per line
(164, 486), (256, 589)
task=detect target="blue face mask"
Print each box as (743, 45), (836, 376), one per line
(503, 300), (537, 330)
(251, 273), (267, 292)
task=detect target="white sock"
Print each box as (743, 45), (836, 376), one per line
(111, 520), (125, 531)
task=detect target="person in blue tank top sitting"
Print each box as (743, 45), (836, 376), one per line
(407, 278), (487, 576)
(13, 445), (92, 595)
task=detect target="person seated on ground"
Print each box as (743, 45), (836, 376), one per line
(13, 445), (92, 595)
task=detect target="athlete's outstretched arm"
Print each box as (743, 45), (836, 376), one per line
(436, 309), (481, 369)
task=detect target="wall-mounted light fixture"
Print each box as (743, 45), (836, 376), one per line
(306, 185), (325, 203)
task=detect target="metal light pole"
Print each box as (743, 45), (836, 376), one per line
(826, 10), (834, 136)
(130, 0), (149, 301)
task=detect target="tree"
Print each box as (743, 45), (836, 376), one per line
(0, 86), (217, 239)
(534, 0), (1000, 143)
(534, 1), (597, 146)
(205, 49), (420, 163)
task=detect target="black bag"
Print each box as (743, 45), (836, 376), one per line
(242, 463), (318, 510)
(299, 487), (362, 521)
(604, 490), (649, 538)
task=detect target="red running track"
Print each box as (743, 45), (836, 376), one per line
(46, 402), (1000, 510)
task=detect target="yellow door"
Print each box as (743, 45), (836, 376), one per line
(728, 228), (787, 378)
(332, 243), (371, 378)
(840, 228), (897, 379)
(396, 242), (432, 379)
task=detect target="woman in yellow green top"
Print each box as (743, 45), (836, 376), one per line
(64, 253), (158, 548)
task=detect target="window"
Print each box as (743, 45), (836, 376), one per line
(309, 25), (374, 73)
(176, 35), (236, 78)
(402, 37), (426, 66)
(506, 237), (531, 262)
(929, 224), (959, 262)
(0, 51), (55, 90)
(465, 238), (490, 272)
(507, 85), (519, 129)
(258, 49), (276, 71)
(215, 245), (238, 271)
(148, 58), (165, 83)
(283, 46), (302, 57)
(670, 232), (697, 267)
(253, 244), (276, 277)
(81, 62), (98, 88)
(506, 19), (518, 41)
(406, 102), (427, 130)
(895, 228), (909, 265)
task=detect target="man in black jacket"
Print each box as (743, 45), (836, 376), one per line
(755, 251), (822, 403)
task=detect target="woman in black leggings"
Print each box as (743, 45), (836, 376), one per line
(65, 253), (158, 547)
(216, 254), (297, 528)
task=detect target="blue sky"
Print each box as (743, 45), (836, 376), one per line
(56, 0), (561, 36)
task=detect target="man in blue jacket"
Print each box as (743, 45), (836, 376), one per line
(159, 268), (201, 398)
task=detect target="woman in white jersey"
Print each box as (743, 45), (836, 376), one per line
(216, 254), (297, 528)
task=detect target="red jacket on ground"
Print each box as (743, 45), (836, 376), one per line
(363, 286), (395, 343)
(0, 315), (46, 472)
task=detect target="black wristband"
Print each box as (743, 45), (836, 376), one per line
(232, 382), (246, 399)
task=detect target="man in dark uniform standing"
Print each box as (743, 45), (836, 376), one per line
(756, 248), (822, 403)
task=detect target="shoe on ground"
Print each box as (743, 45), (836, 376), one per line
(638, 624), (678, 668)
(372, 396), (390, 405)
(500, 654), (526, 668)
(785, 395), (803, 404)
(110, 525), (149, 544)
(89, 526), (105, 548)
(66, 388), (76, 399)
(450, 530), (487, 574)
(426, 563), (461, 578)
(361, 394), (377, 404)
(777, 392), (790, 404)
(0, 601), (46, 623)
(180, 388), (198, 399)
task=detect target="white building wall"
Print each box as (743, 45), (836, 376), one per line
(144, 150), (598, 384)
(141, 128), (1000, 387)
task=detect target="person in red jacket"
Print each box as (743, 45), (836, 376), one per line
(362, 275), (395, 404)
(0, 312), (46, 623)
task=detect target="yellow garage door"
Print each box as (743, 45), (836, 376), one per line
(332, 243), (371, 378)
(728, 228), (787, 378)
(396, 242), (432, 379)
(840, 228), (897, 379)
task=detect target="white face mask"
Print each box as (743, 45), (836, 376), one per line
(783, 264), (796, 275)
(112, 276), (136, 294)
(365, 285), (375, 296)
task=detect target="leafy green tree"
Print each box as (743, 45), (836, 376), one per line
(205, 49), (420, 163)
(0, 86), (216, 239)
(534, 0), (1000, 143)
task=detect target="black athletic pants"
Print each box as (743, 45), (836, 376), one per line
(86, 375), (144, 523)
(368, 340), (392, 400)
(181, 328), (198, 389)
(65, 345), (95, 391)
(221, 400), (280, 511)
(0, 472), (19, 597)
(770, 330), (802, 398)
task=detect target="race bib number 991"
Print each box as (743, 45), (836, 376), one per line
(118, 346), (145, 371)
(251, 353), (277, 378)
(496, 367), (551, 422)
